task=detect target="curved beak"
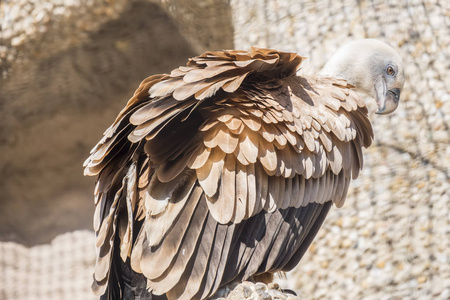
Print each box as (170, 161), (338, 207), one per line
(374, 78), (400, 114)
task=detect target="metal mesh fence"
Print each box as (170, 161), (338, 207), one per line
(0, 231), (96, 300)
(1, 0), (449, 299)
(232, 0), (449, 298)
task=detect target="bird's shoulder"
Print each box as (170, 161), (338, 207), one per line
(84, 47), (374, 212)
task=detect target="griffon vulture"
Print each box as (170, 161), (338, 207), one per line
(84, 39), (405, 299)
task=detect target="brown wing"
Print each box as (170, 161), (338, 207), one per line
(84, 48), (373, 299)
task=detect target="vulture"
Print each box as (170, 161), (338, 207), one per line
(84, 39), (405, 300)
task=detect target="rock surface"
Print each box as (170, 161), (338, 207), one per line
(0, 0), (232, 245)
(231, 0), (449, 299)
(1, 0), (449, 299)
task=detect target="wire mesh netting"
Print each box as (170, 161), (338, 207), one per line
(1, 0), (449, 299)
(232, 0), (449, 298)
(0, 231), (96, 300)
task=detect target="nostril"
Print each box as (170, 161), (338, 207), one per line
(389, 88), (400, 101)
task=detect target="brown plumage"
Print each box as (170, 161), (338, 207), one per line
(84, 44), (401, 299)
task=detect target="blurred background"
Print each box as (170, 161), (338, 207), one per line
(0, 0), (448, 299)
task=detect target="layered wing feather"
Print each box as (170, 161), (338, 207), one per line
(83, 48), (373, 299)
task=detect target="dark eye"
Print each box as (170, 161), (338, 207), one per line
(386, 65), (396, 76)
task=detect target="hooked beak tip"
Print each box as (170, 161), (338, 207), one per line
(376, 88), (400, 115)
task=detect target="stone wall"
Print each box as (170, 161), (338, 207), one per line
(0, 0), (448, 299)
(231, 0), (449, 298)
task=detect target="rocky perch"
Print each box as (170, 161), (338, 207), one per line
(213, 281), (302, 300)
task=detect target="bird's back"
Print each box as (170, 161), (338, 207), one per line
(84, 48), (373, 299)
